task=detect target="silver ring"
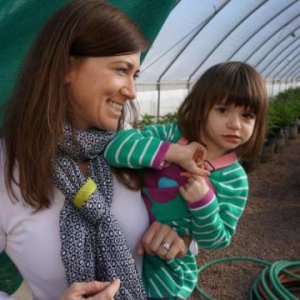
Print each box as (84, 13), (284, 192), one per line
(161, 242), (171, 251)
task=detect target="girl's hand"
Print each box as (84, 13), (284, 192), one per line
(59, 279), (120, 300)
(136, 221), (187, 260)
(164, 142), (209, 176)
(179, 176), (209, 203)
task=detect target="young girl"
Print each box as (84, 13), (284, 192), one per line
(104, 61), (268, 299)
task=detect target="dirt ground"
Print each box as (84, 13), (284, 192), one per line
(190, 134), (300, 299)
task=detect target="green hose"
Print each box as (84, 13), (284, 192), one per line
(195, 256), (300, 300)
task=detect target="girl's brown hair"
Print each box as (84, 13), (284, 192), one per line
(177, 61), (268, 159)
(1, 0), (147, 209)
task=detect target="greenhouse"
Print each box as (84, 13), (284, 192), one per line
(136, 0), (300, 117)
(1, 1), (300, 116)
(1, 1), (300, 300)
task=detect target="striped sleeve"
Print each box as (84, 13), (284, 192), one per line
(187, 162), (248, 250)
(104, 122), (179, 169)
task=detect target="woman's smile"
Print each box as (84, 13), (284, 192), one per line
(107, 99), (124, 114)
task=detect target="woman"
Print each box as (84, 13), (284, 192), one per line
(0, 1), (186, 299)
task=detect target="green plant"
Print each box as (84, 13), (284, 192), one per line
(267, 101), (281, 136)
(157, 112), (177, 124)
(137, 114), (157, 128)
(267, 87), (300, 135)
(138, 112), (177, 128)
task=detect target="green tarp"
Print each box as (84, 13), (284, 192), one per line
(0, 0), (176, 295)
(0, 0), (177, 106)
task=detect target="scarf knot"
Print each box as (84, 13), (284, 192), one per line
(58, 124), (115, 160)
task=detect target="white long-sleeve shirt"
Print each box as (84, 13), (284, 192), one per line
(0, 141), (148, 300)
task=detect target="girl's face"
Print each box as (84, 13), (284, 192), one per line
(65, 52), (141, 130)
(202, 103), (256, 159)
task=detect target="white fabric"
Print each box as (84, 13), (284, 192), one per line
(0, 141), (148, 300)
(0, 292), (15, 300)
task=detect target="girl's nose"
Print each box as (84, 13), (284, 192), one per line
(227, 114), (242, 129)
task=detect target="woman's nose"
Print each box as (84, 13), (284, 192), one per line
(121, 78), (137, 101)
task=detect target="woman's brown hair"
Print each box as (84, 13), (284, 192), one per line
(1, 0), (147, 209)
(177, 61), (268, 159)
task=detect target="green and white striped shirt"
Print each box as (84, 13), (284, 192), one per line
(104, 121), (248, 299)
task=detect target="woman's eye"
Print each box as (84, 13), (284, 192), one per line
(116, 68), (139, 80)
(133, 72), (140, 80)
(116, 68), (127, 75)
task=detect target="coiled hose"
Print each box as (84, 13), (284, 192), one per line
(195, 256), (300, 300)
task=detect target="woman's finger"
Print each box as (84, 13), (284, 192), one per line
(162, 234), (187, 260)
(59, 281), (111, 300)
(148, 223), (172, 254)
(140, 221), (167, 255)
(92, 279), (120, 300)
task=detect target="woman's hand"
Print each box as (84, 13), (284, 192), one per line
(59, 279), (120, 300)
(136, 221), (187, 260)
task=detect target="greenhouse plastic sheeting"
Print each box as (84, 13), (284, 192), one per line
(0, 0), (177, 106)
(139, 0), (300, 85)
(134, 0), (300, 117)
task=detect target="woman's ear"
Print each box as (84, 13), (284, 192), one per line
(65, 71), (73, 84)
(65, 56), (78, 83)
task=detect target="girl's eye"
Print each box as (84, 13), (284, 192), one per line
(133, 72), (140, 80)
(216, 106), (228, 114)
(243, 112), (256, 119)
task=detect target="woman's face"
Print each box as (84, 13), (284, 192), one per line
(66, 52), (141, 130)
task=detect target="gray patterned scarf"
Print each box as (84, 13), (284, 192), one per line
(52, 124), (146, 299)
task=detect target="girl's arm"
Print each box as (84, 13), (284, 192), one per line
(104, 122), (208, 176)
(104, 125), (171, 169)
(181, 163), (248, 250)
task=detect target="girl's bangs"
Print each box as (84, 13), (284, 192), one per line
(222, 87), (262, 114)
